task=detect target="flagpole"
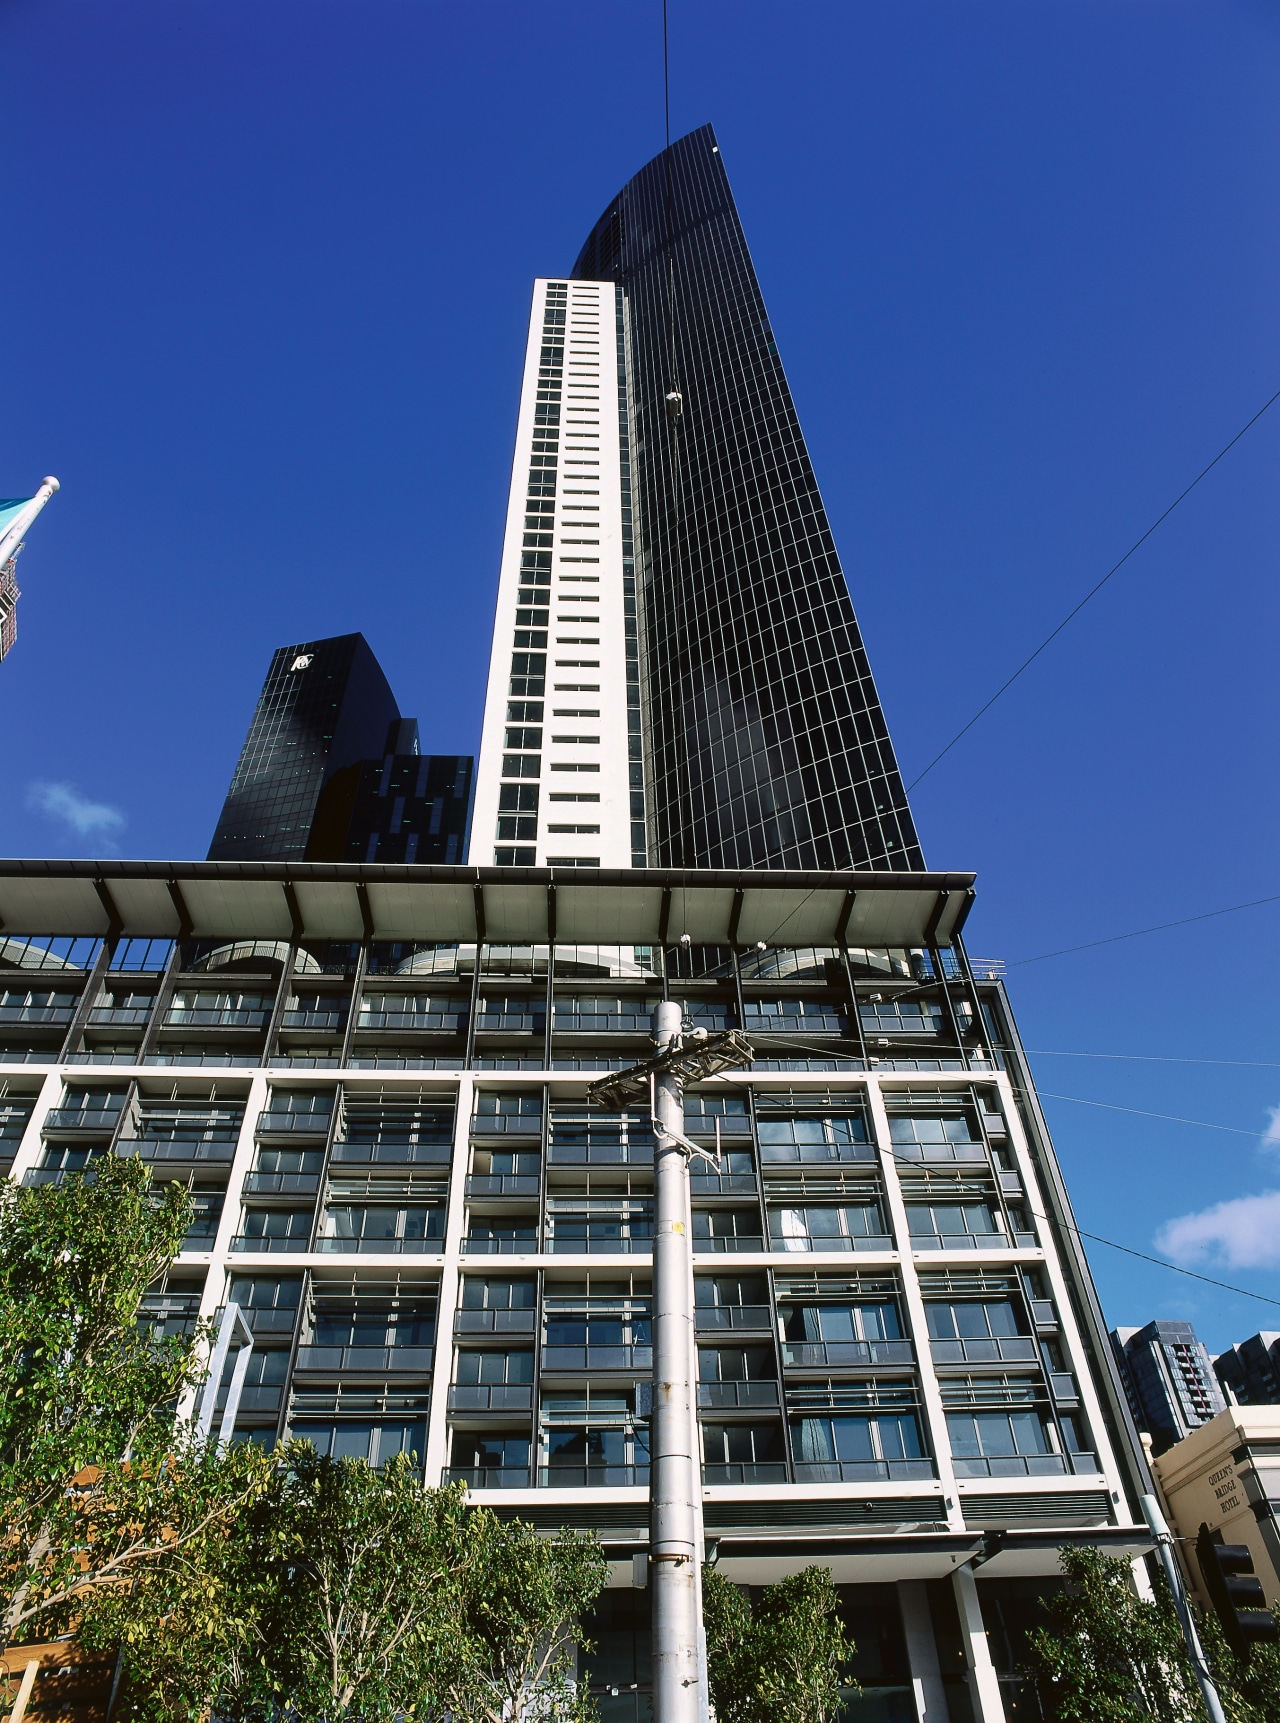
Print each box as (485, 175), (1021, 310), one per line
(0, 476), (59, 567)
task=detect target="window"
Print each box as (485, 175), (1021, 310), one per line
(293, 1420), (425, 1467)
(461, 1277), (536, 1310)
(698, 1345), (773, 1383)
(320, 1204), (444, 1250)
(768, 1203), (886, 1250)
(781, 1301), (901, 1344)
(494, 847), (536, 866)
(549, 792), (600, 802)
(455, 1350), (534, 1386)
(757, 1113), (869, 1161)
(889, 1115), (980, 1153)
(906, 1203), (1001, 1246)
(507, 701), (544, 722)
(701, 1422), (785, 1479)
(545, 857), (600, 867)
(550, 764), (600, 773)
(449, 1431), (530, 1481)
(502, 755), (541, 778)
(926, 1300), (1022, 1341)
(946, 1411), (1054, 1465)
(792, 1412), (924, 1473)
(505, 728), (543, 750)
(241, 1209), (311, 1242)
(498, 785), (540, 812)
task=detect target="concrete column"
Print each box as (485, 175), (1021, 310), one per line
(897, 1581), (949, 1723)
(951, 1564), (1006, 1723)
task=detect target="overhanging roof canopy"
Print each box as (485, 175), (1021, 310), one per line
(0, 862), (976, 949)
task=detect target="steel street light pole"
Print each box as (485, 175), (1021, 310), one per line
(588, 1008), (754, 1723)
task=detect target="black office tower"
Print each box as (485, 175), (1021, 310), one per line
(572, 125), (922, 872)
(210, 635), (473, 865)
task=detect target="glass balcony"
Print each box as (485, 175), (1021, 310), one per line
(332, 1140), (451, 1166)
(230, 1235), (311, 1254)
(257, 1110), (332, 1135)
(165, 1008), (269, 1028)
(890, 1141), (987, 1164)
(242, 1171), (322, 1196)
(448, 1385), (534, 1412)
(694, 1236), (768, 1254)
(538, 1466), (648, 1488)
(701, 1462), (787, 1485)
(442, 1467), (531, 1489)
(455, 1308), (537, 1335)
(689, 1173), (758, 1195)
(929, 1337), (1038, 1364)
(87, 1006), (153, 1027)
(951, 1454), (1069, 1477)
(466, 1175), (541, 1197)
(0, 1006), (75, 1024)
(545, 1235), (653, 1255)
(547, 1139), (651, 1166)
(766, 1235), (895, 1254)
(1049, 1373), (1080, 1402)
(316, 1236), (444, 1256)
(542, 1345), (653, 1372)
(697, 1382), (779, 1409)
(793, 1458), (936, 1483)
(695, 1305), (774, 1332)
(281, 1011), (348, 1031)
(293, 1345), (435, 1373)
(470, 1114), (542, 1135)
(782, 1339), (915, 1368)
(1030, 1300), (1059, 1329)
(42, 1108), (123, 1133)
(237, 1305), (300, 1334)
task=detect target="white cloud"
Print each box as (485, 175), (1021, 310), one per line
(27, 781), (126, 840)
(1157, 1191), (1280, 1271)
(1262, 1106), (1280, 1153)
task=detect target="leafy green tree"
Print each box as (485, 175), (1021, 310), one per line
(438, 1508), (607, 1723)
(96, 1451), (607, 1723)
(0, 1156), (269, 1651)
(702, 1564), (853, 1723)
(1024, 1544), (1280, 1723)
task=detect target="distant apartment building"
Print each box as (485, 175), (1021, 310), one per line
(1111, 1320), (1226, 1454)
(1216, 1333), (1280, 1406)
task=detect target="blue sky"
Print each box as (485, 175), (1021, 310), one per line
(2, 1), (1278, 1352)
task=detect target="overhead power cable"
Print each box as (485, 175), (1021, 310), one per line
(1028, 1049), (1280, 1071)
(1060, 1222), (1280, 1311)
(906, 384), (1280, 792)
(1037, 1090), (1266, 1139)
(1011, 891), (1280, 966)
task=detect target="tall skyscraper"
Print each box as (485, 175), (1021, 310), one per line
(209, 634), (473, 866)
(0, 130), (1157, 1723)
(472, 126), (920, 873)
(1111, 1320), (1226, 1454)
